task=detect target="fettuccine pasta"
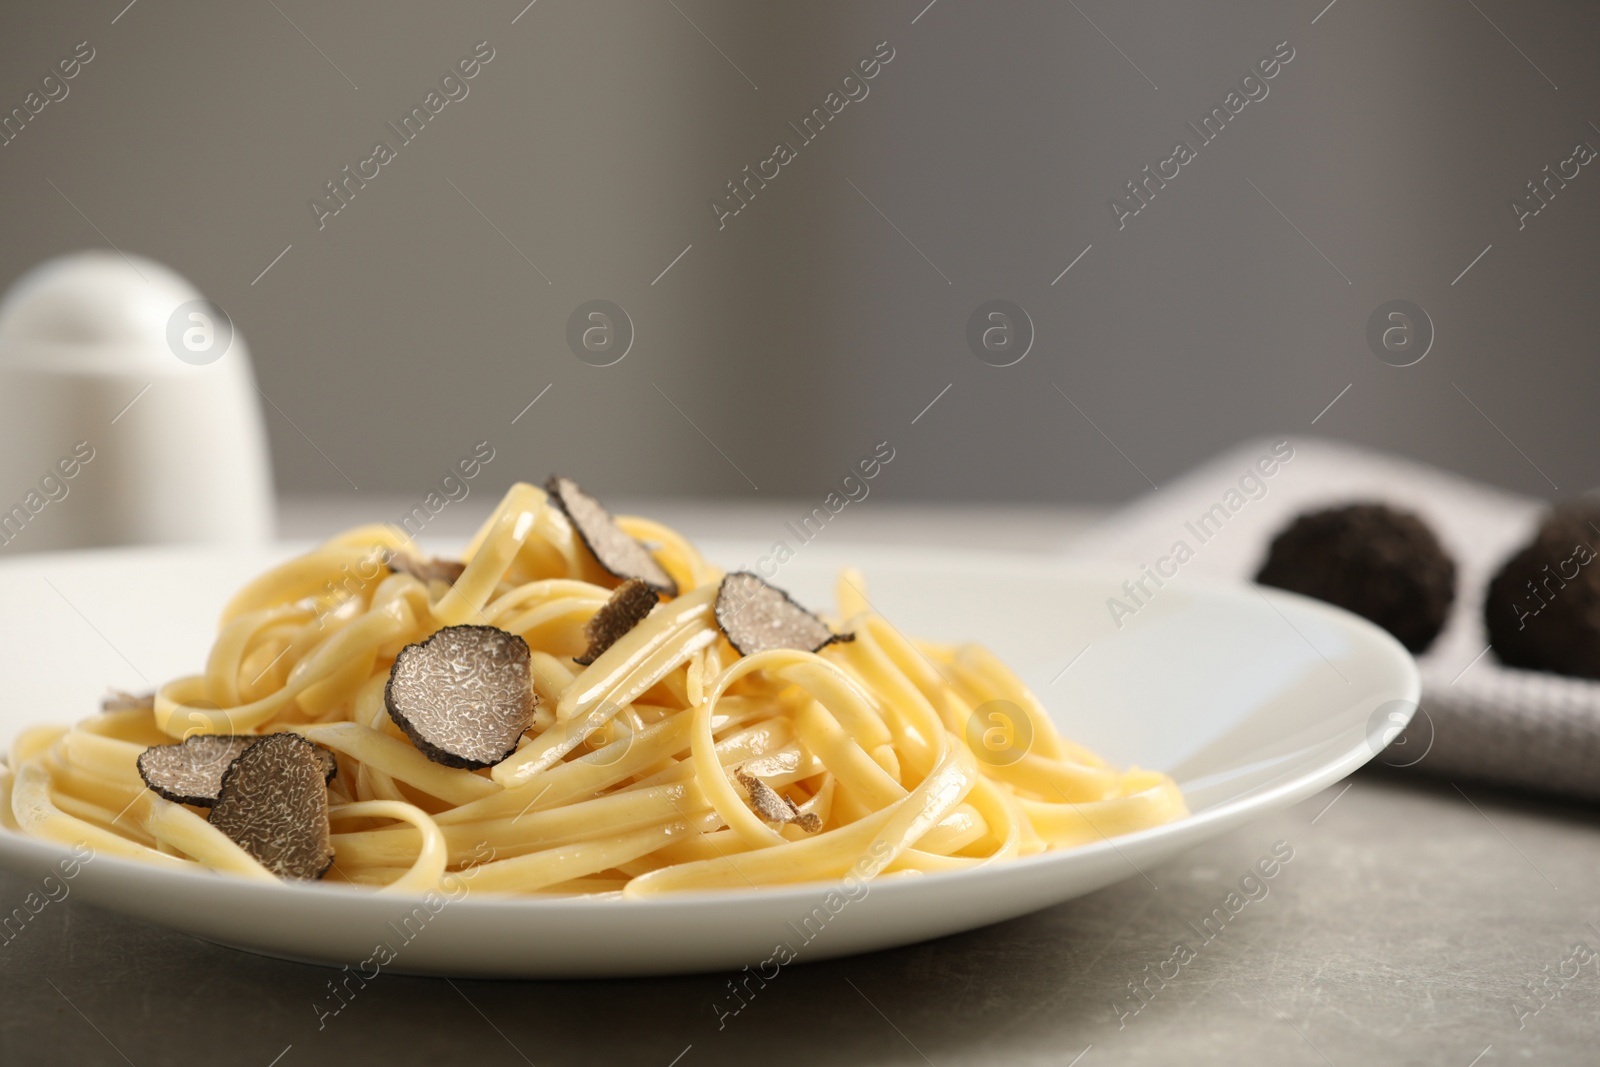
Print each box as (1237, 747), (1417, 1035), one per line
(0, 481), (1185, 895)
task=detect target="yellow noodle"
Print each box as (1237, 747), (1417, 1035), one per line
(5, 484), (1185, 895)
(328, 801), (447, 892)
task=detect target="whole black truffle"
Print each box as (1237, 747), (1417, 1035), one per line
(1485, 502), (1600, 679)
(1255, 503), (1455, 653)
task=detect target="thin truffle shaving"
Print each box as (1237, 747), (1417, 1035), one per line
(388, 552), (467, 587)
(385, 625), (537, 769)
(208, 734), (335, 881)
(138, 735), (337, 807)
(735, 767), (822, 833)
(102, 689), (154, 713)
(138, 735), (257, 806)
(575, 578), (658, 666)
(715, 571), (849, 656)
(546, 475), (678, 595)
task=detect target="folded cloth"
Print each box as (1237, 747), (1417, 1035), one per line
(1067, 436), (1600, 801)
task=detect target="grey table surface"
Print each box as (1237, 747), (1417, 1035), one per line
(3, 499), (1597, 1066)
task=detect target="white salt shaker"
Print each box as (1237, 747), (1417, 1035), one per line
(0, 251), (274, 552)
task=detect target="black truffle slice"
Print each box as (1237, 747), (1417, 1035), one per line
(735, 767), (821, 833)
(715, 572), (851, 657)
(1255, 503), (1455, 653)
(138, 735), (337, 807)
(388, 552), (467, 586)
(1485, 502), (1600, 679)
(545, 475), (678, 596)
(574, 578), (658, 666)
(385, 625), (538, 768)
(208, 733), (335, 880)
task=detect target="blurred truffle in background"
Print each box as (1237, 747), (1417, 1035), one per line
(1255, 502), (1456, 654)
(1485, 501), (1600, 679)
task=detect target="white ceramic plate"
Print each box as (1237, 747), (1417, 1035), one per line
(0, 541), (1417, 977)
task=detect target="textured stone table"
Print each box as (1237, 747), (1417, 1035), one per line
(3, 500), (1595, 1066)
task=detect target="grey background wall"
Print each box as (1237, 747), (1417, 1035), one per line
(0, 0), (1595, 511)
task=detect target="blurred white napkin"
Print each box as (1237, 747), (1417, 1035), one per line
(1066, 436), (1600, 801)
